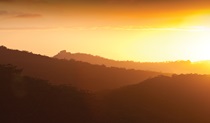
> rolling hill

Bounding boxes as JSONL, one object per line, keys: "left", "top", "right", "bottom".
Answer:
{"left": 54, "top": 50, "right": 210, "bottom": 74}
{"left": 0, "top": 46, "right": 163, "bottom": 91}
{"left": 95, "top": 74, "right": 210, "bottom": 123}
{"left": 2, "top": 50, "right": 210, "bottom": 123}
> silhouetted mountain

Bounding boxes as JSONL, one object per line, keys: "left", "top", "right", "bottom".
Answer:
{"left": 54, "top": 50, "right": 119, "bottom": 67}
{"left": 96, "top": 74, "right": 210, "bottom": 123}
{"left": 54, "top": 50, "right": 210, "bottom": 74}
{"left": 0, "top": 46, "right": 162, "bottom": 91}
{"left": 0, "top": 64, "right": 92, "bottom": 123}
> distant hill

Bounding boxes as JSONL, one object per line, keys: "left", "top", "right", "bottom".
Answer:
{"left": 54, "top": 50, "right": 122, "bottom": 67}
{"left": 54, "top": 50, "right": 210, "bottom": 74}
{"left": 96, "top": 74, "right": 210, "bottom": 123}
{"left": 0, "top": 46, "right": 162, "bottom": 91}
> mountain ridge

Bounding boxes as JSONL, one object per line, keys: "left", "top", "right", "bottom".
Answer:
{"left": 54, "top": 50, "right": 210, "bottom": 74}
{"left": 0, "top": 46, "right": 163, "bottom": 91}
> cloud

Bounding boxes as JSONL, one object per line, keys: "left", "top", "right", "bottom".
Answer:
{"left": 1, "top": 0, "right": 210, "bottom": 9}
{"left": 0, "top": 10, "right": 9, "bottom": 15}
{"left": 15, "top": 13, "right": 42, "bottom": 18}
{"left": 1, "top": 25, "right": 210, "bottom": 32}
{"left": 0, "top": 0, "right": 208, "bottom": 4}
{"left": 0, "top": 26, "right": 54, "bottom": 30}
{"left": 0, "top": 10, "right": 42, "bottom": 18}
{"left": 0, "top": 0, "right": 13, "bottom": 2}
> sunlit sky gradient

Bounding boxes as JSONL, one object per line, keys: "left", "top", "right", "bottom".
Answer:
{"left": 1, "top": 0, "right": 210, "bottom": 62}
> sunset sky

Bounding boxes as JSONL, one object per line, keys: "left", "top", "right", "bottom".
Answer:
{"left": 1, "top": 0, "right": 210, "bottom": 62}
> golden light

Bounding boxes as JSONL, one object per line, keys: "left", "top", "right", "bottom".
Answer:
{"left": 122, "top": 24, "right": 210, "bottom": 62}
{"left": 186, "top": 26, "right": 210, "bottom": 61}
{"left": 189, "top": 26, "right": 210, "bottom": 32}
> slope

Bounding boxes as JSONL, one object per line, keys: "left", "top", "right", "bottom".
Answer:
{"left": 0, "top": 46, "right": 162, "bottom": 91}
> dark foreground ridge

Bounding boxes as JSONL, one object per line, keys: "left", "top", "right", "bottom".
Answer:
{"left": 0, "top": 64, "right": 91, "bottom": 123}
{"left": 1, "top": 64, "right": 210, "bottom": 123}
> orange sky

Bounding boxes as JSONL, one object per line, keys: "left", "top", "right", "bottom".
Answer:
{"left": 1, "top": 0, "right": 210, "bottom": 62}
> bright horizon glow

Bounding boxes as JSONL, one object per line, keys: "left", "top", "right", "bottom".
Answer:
{"left": 1, "top": 25, "right": 210, "bottom": 62}
{"left": 1, "top": 1, "right": 210, "bottom": 62}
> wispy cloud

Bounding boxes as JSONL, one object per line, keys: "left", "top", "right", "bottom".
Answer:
{"left": 0, "top": 10, "right": 9, "bottom": 15}
{"left": 1, "top": 0, "right": 209, "bottom": 5}
{"left": 52, "top": 26, "right": 210, "bottom": 32}
{"left": 0, "top": 27, "right": 53, "bottom": 30}
{"left": 1, "top": 26, "right": 209, "bottom": 32}
{"left": 0, "top": 10, "right": 42, "bottom": 18}
{"left": 15, "top": 13, "right": 42, "bottom": 18}
{"left": 0, "top": 0, "right": 13, "bottom": 2}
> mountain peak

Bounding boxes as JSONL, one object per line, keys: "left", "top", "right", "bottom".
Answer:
{"left": 0, "top": 45, "right": 7, "bottom": 49}
{"left": 54, "top": 50, "right": 71, "bottom": 59}
{"left": 59, "top": 50, "right": 68, "bottom": 54}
